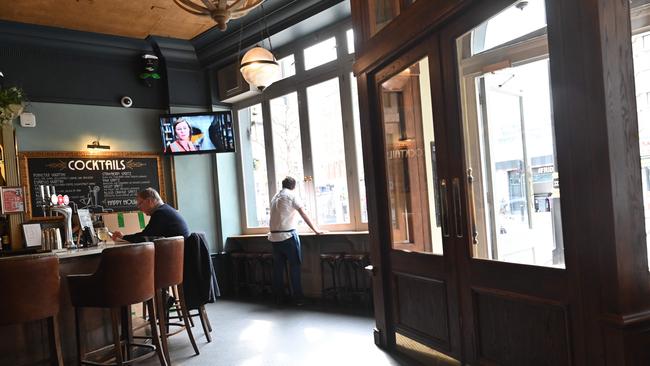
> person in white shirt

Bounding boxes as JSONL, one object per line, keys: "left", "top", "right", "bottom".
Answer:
{"left": 268, "top": 176, "right": 323, "bottom": 305}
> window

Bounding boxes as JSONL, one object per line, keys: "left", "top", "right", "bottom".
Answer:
{"left": 307, "top": 78, "right": 350, "bottom": 224}
{"left": 457, "top": 0, "right": 564, "bottom": 268}
{"left": 304, "top": 37, "right": 337, "bottom": 70}
{"left": 351, "top": 73, "right": 368, "bottom": 223}
{"left": 238, "top": 104, "right": 269, "bottom": 227}
{"left": 631, "top": 2, "right": 650, "bottom": 269}
{"left": 270, "top": 92, "right": 304, "bottom": 194}
{"left": 380, "top": 58, "right": 443, "bottom": 255}
{"left": 278, "top": 54, "right": 296, "bottom": 80}
{"left": 346, "top": 29, "right": 355, "bottom": 54}
{"left": 235, "top": 22, "right": 365, "bottom": 233}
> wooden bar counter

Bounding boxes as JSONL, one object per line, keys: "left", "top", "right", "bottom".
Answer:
{"left": 0, "top": 244, "right": 134, "bottom": 366}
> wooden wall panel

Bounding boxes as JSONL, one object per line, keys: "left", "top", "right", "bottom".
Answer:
{"left": 394, "top": 272, "right": 450, "bottom": 349}
{"left": 474, "top": 289, "right": 571, "bottom": 366}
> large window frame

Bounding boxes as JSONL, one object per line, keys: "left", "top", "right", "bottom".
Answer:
{"left": 234, "top": 19, "right": 368, "bottom": 234}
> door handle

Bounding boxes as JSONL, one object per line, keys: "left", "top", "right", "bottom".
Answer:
{"left": 440, "top": 179, "right": 450, "bottom": 237}
{"left": 467, "top": 168, "right": 478, "bottom": 245}
{"left": 452, "top": 177, "right": 463, "bottom": 238}
{"left": 364, "top": 264, "right": 376, "bottom": 276}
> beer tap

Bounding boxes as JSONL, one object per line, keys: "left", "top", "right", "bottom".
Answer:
{"left": 40, "top": 185, "right": 76, "bottom": 250}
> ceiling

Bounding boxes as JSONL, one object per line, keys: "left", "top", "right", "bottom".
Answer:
{"left": 0, "top": 0, "right": 292, "bottom": 40}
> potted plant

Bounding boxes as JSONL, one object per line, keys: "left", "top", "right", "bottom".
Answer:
{"left": 0, "top": 86, "right": 25, "bottom": 126}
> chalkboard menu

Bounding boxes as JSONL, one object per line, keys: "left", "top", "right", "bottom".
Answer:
{"left": 19, "top": 152, "right": 164, "bottom": 219}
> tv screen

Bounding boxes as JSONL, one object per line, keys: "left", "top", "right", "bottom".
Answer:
{"left": 160, "top": 111, "right": 235, "bottom": 155}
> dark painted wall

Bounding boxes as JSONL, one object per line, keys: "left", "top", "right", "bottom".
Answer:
{"left": 0, "top": 21, "right": 212, "bottom": 109}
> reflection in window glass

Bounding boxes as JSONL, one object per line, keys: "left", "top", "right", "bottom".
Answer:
{"left": 380, "top": 58, "right": 443, "bottom": 255}
{"left": 278, "top": 54, "right": 296, "bottom": 80}
{"left": 270, "top": 92, "right": 305, "bottom": 198}
{"left": 458, "top": 0, "right": 564, "bottom": 268}
{"left": 307, "top": 78, "right": 350, "bottom": 224}
{"left": 351, "top": 73, "right": 368, "bottom": 223}
{"left": 632, "top": 27, "right": 650, "bottom": 269}
{"left": 304, "top": 37, "right": 337, "bottom": 70}
{"left": 370, "top": 0, "right": 399, "bottom": 36}
{"left": 239, "top": 104, "right": 269, "bottom": 227}
{"left": 347, "top": 29, "right": 355, "bottom": 54}
{"left": 471, "top": 0, "right": 546, "bottom": 55}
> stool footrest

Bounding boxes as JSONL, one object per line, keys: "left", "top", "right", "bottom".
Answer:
{"left": 81, "top": 341, "right": 157, "bottom": 366}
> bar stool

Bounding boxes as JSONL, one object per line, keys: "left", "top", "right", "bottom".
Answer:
{"left": 230, "top": 252, "right": 248, "bottom": 296}
{"left": 68, "top": 242, "right": 167, "bottom": 366}
{"left": 319, "top": 253, "right": 344, "bottom": 302}
{"left": 0, "top": 253, "right": 62, "bottom": 365}
{"left": 260, "top": 253, "right": 274, "bottom": 295}
{"left": 342, "top": 253, "right": 372, "bottom": 306}
{"left": 151, "top": 237, "right": 199, "bottom": 365}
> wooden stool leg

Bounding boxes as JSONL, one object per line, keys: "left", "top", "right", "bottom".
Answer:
{"left": 47, "top": 316, "right": 64, "bottom": 366}
{"left": 201, "top": 305, "right": 212, "bottom": 333}
{"left": 147, "top": 299, "right": 168, "bottom": 366}
{"left": 198, "top": 305, "right": 212, "bottom": 342}
{"left": 120, "top": 306, "right": 133, "bottom": 360}
{"left": 74, "top": 307, "right": 84, "bottom": 366}
{"left": 171, "top": 286, "right": 183, "bottom": 322}
{"left": 155, "top": 289, "right": 171, "bottom": 366}
{"left": 110, "top": 308, "right": 124, "bottom": 365}
{"left": 177, "top": 285, "right": 200, "bottom": 355}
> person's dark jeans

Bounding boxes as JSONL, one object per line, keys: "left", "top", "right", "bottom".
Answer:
{"left": 271, "top": 231, "right": 303, "bottom": 300}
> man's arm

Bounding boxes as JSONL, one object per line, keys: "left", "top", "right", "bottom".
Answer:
{"left": 296, "top": 207, "right": 324, "bottom": 235}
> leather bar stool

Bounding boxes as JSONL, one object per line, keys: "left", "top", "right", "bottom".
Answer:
{"left": 0, "top": 253, "right": 62, "bottom": 365}
{"left": 150, "top": 237, "right": 199, "bottom": 365}
{"left": 319, "top": 253, "right": 344, "bottom": 302}
{"left": 68, "top": 242, "right": 167, "bottom": 366}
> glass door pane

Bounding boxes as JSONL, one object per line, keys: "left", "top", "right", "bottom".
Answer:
{"left": 380, "top": 57, "right": 443, "bottom": 254}
{"left": 238, "top": 104, "right": 269, "bottom": 227}
{"left": 631, "top": 2, "right": 650, "bottom": 268}
{"left": 270, "top": 92, "right": 305, "bottom": 200}
{"left": 351, "top": 73, "right": 368, "bottom": 223}
{"left": 369, "top": 0, "right": 400, "bottom": 36}
{"left": 457, "top": 0, "right": 564, "bottom": 268}
{"left": 307, "top": 78, "right": 350, "bottom": 225}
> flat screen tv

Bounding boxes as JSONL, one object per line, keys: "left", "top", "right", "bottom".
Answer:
{"left": 160, "top": 111, "right": 235, "bottom": 155}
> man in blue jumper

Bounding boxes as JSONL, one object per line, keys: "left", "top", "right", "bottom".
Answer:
{"left": 111, "top": 187, "right": 189, "bottom": 242}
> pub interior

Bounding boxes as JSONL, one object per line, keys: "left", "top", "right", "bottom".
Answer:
{"left": 1, "top": 0, "right": 650, "bottom": 365}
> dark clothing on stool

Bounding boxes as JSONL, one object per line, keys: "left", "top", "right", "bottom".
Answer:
{"left": 123, "top": 203, "right": 190, "bottom": 243}
{"left": 183, "top": 232, "right": 220, "bottom": 309}
{"left": 272, "top": 230, "right": 303, "bottom": 298}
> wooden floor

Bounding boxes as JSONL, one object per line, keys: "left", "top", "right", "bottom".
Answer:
{"left": 138, "top": 299, "right": 420, "bottom": 366}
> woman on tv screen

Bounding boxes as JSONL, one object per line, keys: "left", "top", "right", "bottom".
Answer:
{"left": 168, "top": 118, "right": 198, "bottom": 153}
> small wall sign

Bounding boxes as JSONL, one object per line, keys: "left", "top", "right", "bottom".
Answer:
{"left": 1, "top": 186, "right": 25, "bottom": 214}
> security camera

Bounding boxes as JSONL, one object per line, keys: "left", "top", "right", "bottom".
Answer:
{"left": 120, "top": 96, "right": 133, "bottom": 108}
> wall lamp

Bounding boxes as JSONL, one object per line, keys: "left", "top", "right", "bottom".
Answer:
{"left": 87, "top": 140, "right": 110, "bottom": 150}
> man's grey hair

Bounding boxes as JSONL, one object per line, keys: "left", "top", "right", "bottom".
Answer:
{"left": 137, "top": 187, "right": 163, "bottom": 206}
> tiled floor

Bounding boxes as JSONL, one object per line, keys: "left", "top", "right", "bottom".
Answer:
{"left": 140, "top": 299, "right": 412, "bottom": 366}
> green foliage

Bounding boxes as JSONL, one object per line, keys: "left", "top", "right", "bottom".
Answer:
{"left": 0, "top": 86, "right": 25, "bottom": 108}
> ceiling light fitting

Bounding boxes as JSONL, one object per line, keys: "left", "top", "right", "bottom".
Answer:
{"left": 239, "top": 4, "right": 280, "bottom": 91}
{"left": 172, "top": 0, "right": 264, "bottom": 31}
{"left": 87, "top": 140, "right": 110, "bottom": 150}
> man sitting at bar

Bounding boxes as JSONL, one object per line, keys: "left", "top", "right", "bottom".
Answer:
{"left": 111, "top": 187, "right": 190, "bottom": 242}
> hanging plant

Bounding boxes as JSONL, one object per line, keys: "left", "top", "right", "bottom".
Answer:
{"left": 0, "top": 86, "right": 26, "bottom": 126}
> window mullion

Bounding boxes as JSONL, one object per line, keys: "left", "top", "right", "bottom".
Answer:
{"left": 296, "top": 86, "right": 316, "bottom": 218}
{"left": 262, "top": 100, "right": 276, "bottom": 203}
{"left": 339, "top": 73, "right": 362, "bottom": 230}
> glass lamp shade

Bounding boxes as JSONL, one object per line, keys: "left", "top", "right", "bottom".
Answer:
{"left": 240, "top": 47, "right": 280, "bottom": 91}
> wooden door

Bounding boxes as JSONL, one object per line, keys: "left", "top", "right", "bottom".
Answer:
{"left": 371, "top": 37, "right": 463, "bottom": 362}
{"left": 368, "top": 1, "right": 574, "bottom": 364}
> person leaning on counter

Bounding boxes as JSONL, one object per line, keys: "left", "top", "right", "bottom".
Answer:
{"left": 111, "top": 187, "right": 190, "bottom": 243}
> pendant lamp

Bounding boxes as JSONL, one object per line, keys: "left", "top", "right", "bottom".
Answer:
{"left": 239, "top": 3, "right": 280, "bottom": 91}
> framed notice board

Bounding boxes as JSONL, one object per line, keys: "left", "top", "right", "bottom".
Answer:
{"left": 19, "top": 151, "right": 165, "bottom": 219}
